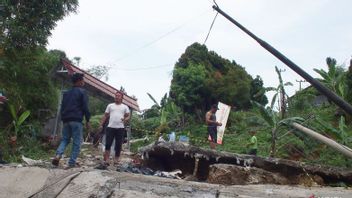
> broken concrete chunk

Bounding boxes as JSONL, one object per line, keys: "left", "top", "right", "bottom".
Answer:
{"left": 22, "top": 155, "right": 44, "bottom": 166}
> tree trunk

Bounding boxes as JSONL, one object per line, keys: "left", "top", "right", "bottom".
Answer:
{"left": 280, "top": 90, "right": 286, "bottom": 119}
{"left": 270, "top": 129, "right": 277, "bottom": 157}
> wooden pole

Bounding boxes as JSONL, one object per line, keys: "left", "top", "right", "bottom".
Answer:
{"left": 126, "top": 108, "right": 132, "bottom": 152}
{"left": 291, "top": 122, "right": 352, "bottom": 159}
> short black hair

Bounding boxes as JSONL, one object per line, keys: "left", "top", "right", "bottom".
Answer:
{"left": 71, "top": 73, "right": 84, "bottom": 83}
{"left": 211, "top": 104, "right": 219, "bottom": 110}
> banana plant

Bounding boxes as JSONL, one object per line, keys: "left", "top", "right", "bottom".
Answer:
{"left": 315, "top": 116, "right": 352, "bottom": 146}
{"left": 252, "top": 101, "right": 304, "bottom": 157}
{"left": 313, "top": 57, "right": 346, "bottom": 97}
{"left": 147, "top": 93, "right": 182, "bottom": 142}
{"left": 147, "top": 92, "right": 161, "bottom": 109}
{"left": 8, "top": 103, "right": 31, "bottom": 137}
{"left": 265, "top": 66, "right": 293, "bottom": 119}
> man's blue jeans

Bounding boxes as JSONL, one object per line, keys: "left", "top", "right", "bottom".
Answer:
{"left": 56, "top": 121, "right": 83, "bottom": 166}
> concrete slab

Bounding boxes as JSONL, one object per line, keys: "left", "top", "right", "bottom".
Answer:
{"left": 0, "top": 167, "right": 351, "bottom": 198}
{"left": 0, "top": 167, "right": 49, "bottom": 198}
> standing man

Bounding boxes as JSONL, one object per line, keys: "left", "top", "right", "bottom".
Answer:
{"left": 98, "top": 91, "right": 130, "bottom": 168}
{"left": 205, "top": 104, "right": 222, "bottom": 150}
{"left": 52, "top": 73, "right": 91, "bottom": 168}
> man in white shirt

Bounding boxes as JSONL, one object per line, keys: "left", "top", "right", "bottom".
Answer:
{"left": 98, "top": 91, "right": 130, "bottom": 167}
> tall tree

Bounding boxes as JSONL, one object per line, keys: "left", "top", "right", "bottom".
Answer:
{"left": 0, "top": 48, "right": 62, "bottom": 115}
{"left": 0, "top": 0, "right": 78, "bottom": 49}
{"left": 250, "top": 75, "right": 268, "bottom": 106}
{"left": 170, "top": 62, "right": 207, "bottom": 112}
{"left": 87, "top": 65, "right": 110, "bottom": 81}
{"left": 0, "top": 0, "right": 78, "bottom": 115}
{"left": 170, "top": 43, "right": 256, "bottom": 113}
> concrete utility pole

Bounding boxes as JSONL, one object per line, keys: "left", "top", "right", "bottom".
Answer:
{"left": 212, "top": 4, "right": 352, "bottom": 116}
{"left": 296, "top": 79, "right": 306, "bottom": 91}
{"left": 291, "top": 122, "right": 352, "bottom": 159}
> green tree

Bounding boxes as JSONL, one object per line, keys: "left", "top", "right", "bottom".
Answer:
{"left": 170, "top": 43, "right": 255, "bottom": 113}
{"left": 170, "top": 62, "right": 207, "bottom": 112}
{"left": 206, "top": 64, "right": 252, "bottom": 109}
{"left": 0, "top": 0, "right": 78, "bottom": 49}
{"left": 0, "top": 48, "right": 61, "bottom": 116}
{"left": 250, "top": 75, "right": 268, "bottom": 106}
{"left": 87, "top": 65, "right": 110, "bottom": 81}
{"left": 0, "top": 1, "right": 79, "bottom": 118}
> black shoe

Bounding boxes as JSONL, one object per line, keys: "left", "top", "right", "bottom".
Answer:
{"left": 64, "top": 163, "right": 80, "bottom": 170}
{"left": 52, "top": 157, "right": 60, "bottom": 166}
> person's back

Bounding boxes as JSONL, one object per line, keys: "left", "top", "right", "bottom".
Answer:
{"left": 61, "top": 87, "right": 89, "bottom": 123}
{"left": 52, "top": 73, "right": 91, "bottom": 169}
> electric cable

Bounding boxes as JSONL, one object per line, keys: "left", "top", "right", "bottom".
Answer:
{"left": 203, "top": 11, "right": 218, "bottom": 45}
{"left": 110, "top": 63, "right": 172, "bottom": 71}
{"left": 107, "top": 8, "right": 211, "bottom": 66}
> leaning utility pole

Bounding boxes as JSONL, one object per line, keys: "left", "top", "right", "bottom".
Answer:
{"left": 292, "top": 122, "right": 352, "bottom": 159}
{"left": 212, "top": 4, "right": 352, "bottom": 116}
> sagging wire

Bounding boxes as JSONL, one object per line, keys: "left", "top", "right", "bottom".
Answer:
{"left": 203, "top": 11, "right": 218, "bottom": 45}
{"left": 277, "top": 114, "right": 315, "bottom": 140}
{"left": 203, "top": 0, "right": 220, "bottom": 45}
{"left": 213, "top": 0, "right": 219, "bottom": 8}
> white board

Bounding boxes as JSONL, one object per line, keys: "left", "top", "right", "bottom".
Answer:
{"left": 215, "top": 102, "right": 231, "bottom": 144}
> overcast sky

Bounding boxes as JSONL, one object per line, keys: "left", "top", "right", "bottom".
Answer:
{"left": 48, "top": 0, "right": 352, "bottom": 110}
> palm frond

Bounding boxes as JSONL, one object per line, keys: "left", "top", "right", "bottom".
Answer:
{"left": 147, "top": 93, "right": 160, "bottom": 108}
{"left": 270, "top": 93, "right": 278, "bottom": 109}
{"left": 265, "top": 87, "right": 277, "bottom": 92}
{"left": 284, "top": 82, "right": 293, "bottom": 86}
{"left": 251, "top": 101, "right": 275, "bottom": 126}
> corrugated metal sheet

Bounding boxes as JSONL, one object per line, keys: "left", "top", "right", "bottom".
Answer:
{"left": 60, "top": 59, "right": 140, "bottom": 112}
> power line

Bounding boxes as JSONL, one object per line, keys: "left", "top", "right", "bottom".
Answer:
{"left": 203, "top": 11, "right": 218, "bottom": 44}
{"left": 107, "top": 8, "right": 211, "bottom": 66}
{"left": 110, "top": 63, "right": 172, "bottom": 71}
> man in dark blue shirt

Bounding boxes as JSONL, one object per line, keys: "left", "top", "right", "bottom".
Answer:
{"left": 52, "top": 73, "right": 91, "bottom": 168}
